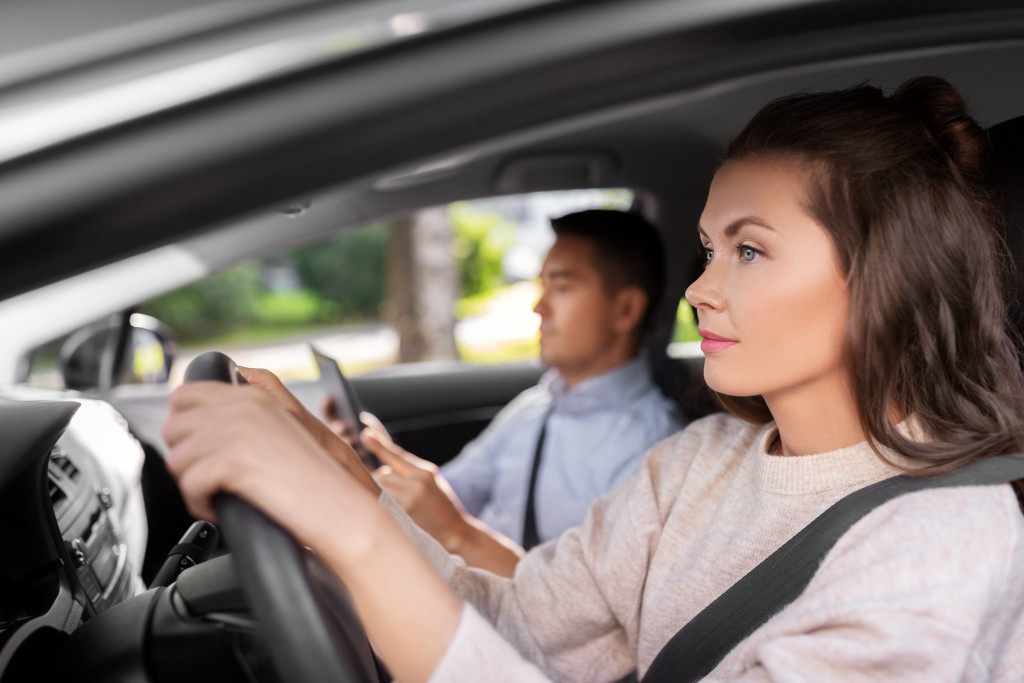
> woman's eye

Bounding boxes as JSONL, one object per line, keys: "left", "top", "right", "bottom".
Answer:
{"left": 700, "top": 246, "right": 713, "bottom": 267}
{"left": 738, "top": 245, "right": 762, "bottom": 263}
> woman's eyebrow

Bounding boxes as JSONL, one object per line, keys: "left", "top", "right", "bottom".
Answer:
{"left": 698, "top": 216, "right": 777, "bottom": 238}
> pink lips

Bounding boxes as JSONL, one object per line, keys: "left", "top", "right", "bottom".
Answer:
{"left": 699, "top": 328, "right": 738, "bottom": 353}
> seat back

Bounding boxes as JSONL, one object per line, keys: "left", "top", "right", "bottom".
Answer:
{"left": 989, "top": 115, "right": 1024, "bottom": 345}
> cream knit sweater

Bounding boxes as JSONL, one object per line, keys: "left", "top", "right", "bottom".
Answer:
{"left": 383, "top": 412, "right": 1024, "bottom": 682}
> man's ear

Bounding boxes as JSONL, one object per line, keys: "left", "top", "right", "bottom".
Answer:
{"left": 612, "top": 285, "right": 648, "bottom": 336}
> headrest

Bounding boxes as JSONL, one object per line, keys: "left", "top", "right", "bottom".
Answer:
{"left": 988, "top": 116, "right": 1024, "bottom": 340}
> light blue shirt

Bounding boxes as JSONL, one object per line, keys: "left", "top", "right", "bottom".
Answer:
{"left": 441, "top": 353, "right": 684, "bottom": 545}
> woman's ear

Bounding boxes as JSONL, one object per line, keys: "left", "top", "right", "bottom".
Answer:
{"left": 612, "top": 285, "right": 648, "bottom": 336}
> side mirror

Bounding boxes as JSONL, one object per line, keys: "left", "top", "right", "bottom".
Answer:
{"left": 60, "top": 313, "right": 177, "bottom": 391}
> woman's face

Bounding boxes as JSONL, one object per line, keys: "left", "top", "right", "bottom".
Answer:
{"left": 685, "top": 158, "right": 852, "bottom": 407}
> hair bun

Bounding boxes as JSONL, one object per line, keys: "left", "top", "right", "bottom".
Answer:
{"left": 893, "top": 76, "right": 988, "bottom": 178}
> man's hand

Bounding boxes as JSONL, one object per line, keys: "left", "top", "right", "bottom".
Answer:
{"left": 321, "top": 394, "right": 378, "bottom": 470}
{"left": 321, "top": 394, "right": 357, "bottom": 445}
{"left": 361, "top": 412, "right": 525, "bottom": 577}
{"left": 360, "top": 412, "right": 468, "bottom": 547}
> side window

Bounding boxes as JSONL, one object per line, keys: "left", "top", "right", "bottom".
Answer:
{"left": 668, "top": 298, "right": 701, "bottom": 359}
{"left": 24, "top": 334, "right": 70, "bottom": 390}
{"left": 124, "top": 189, "right": 634, "bottom": 384}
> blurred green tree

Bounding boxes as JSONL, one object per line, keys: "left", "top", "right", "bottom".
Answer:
{"left": 290, "top": 223, "right": 388, "bottom": 320}
{"left": 137, "top": 208, "right": 520, "bottom": 346}
{"left": 448, "top": 202, "right": 516, "bottom": 298}
{"left": 138, "top": 262, "right": 262, "bottom": 339}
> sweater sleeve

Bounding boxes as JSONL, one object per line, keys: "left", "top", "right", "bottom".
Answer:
{"left": 707, "top": 484, "right": 1024, "bottom": 682}
{"left": 428, "top": 605, "right": 553, "bottom": 683}
{"left": 382, "top": 431, "right": 692, "bottom": 682}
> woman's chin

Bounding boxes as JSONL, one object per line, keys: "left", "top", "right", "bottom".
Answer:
{"left": 703, "top": 369, "right": 760, "bottom": 399}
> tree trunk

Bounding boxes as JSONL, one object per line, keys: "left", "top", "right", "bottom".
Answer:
{"left": 388, "top": 207, "right": 459, "bottom": 362}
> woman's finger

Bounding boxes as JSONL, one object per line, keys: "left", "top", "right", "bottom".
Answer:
{"left": 236, "top": 365, "right": 285, "bottom": 393}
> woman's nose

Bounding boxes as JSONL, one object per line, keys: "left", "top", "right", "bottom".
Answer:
{"left": 685, "top": 267, "right": 723, "bottom": 312}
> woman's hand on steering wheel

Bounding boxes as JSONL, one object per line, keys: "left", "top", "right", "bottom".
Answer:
{"left": 164, "top": 379, "right": 379, "bottom": 560}
{"left": 236, "top": 366, "right": 381, "bottom": 496}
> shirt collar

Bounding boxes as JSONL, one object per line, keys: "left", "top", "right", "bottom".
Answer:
{"left": 540, "top": 350, "right": 655, "bottom": 415}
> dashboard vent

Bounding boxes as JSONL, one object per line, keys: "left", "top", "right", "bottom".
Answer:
{"left": 48, "top": 446, "right": 79, "bottom": 516}
{"left": 48, "top": 480, "right": 67, "bottom": 510}
{"left": 50, "top": 448, "right": 79, "bottom": 481}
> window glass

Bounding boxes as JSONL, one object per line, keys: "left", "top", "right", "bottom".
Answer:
{"left": 116, "top": 189, "right": 634, "bottom": 384}
{"left": 25, "top": 333, "right": 70, "bottom": 390}
{"left": 667, "top": 298, "right": 702, "bottom": 359}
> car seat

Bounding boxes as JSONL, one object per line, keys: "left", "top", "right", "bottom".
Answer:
{"left": 990, "top": 114, "right": 1024, "bottom": 349}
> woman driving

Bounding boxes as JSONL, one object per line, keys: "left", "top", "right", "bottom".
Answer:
{"left": 163, "top": 76, "right": 1024, "bottom": 682}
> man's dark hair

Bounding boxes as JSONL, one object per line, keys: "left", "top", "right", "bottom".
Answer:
{"left": 550, "top": 209, "right": 666, "bottom": 336}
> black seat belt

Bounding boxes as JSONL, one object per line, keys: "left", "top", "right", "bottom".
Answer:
{"left": 522, "top": 412, "right": 552, "bottom": 550}
{"left": 637, "top": 453, "right": 1024, "bottom": 683}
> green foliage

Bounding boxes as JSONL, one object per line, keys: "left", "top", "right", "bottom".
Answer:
{"left": 138, "top": 226, "right": 389, "bottom": 344}
{"left": 673, "top": 299, "right": 701, "bottom": 343}
{"left": 289, "top": 224, "right": 388, "bottom": 320}
{"left": 455, "top": 287, "right": 501, "bottom": 319}
{"left": 252, "top": 289, "right": 335, "bottom": 326}
{"left": 137, "top": 208, "right": 525, "bottom": 345}
{"left": 449, "top": 202, "right": 516, "bottom": 298}
{"left": 594, "top": 188, "right": 635, "bottom": 210}
{"left": 138, "top": 263, "right": 263, "bottom": 340}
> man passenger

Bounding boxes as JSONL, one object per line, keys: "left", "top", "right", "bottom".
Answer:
{"left": 339, "top": 209, "right": 684, "bottom": 576}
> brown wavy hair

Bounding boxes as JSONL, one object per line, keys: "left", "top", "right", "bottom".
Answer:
{"left": 714, "top": 76, "right": 1024, "bottom": 474}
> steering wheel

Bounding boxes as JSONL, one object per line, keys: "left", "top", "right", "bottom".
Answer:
{"left": 183, "top": 351, "right": 380, "bottom": 683}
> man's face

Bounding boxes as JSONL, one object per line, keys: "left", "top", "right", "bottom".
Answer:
{"left": 533, "top": 235, "right": 625, "bottom": 385}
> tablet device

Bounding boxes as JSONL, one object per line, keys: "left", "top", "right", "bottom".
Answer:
{"left": 310, "top": 344, "right": 376, "bottom": 468}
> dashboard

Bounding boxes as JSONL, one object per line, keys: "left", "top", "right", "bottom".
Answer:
{"left": 0, "top": 398, "right": 147, "bottom": 681}
{"left": 48, "top": 436, "right": 136, "bottom": 615}
{"left": 0, "top": 395, "right": 285, "bottom": 683}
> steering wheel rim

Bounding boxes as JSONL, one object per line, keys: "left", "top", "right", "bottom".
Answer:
{"left": 185, "top": 351, "right": 378, "bottom": 683}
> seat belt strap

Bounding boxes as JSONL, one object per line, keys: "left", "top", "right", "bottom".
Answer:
{"left": 640, "top": 452, "right": 1024, "bottom": 683}
{"left": 522, "top": 411, "right": 551, "bottom": 549}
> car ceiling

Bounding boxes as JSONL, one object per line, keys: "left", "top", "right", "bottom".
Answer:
{"left": 0, "top": 0, "right": 319, "bottom": 61}
{"left": 1, "top": 0, "right": 1024, "bottom": 314}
